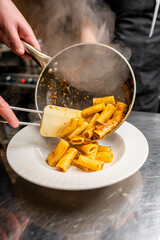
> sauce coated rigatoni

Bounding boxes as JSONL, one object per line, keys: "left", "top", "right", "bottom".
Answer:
{"left": 46, "top": 95, "right": 127, "bottom": 172}
{"left": 47, "top": 139, "right": 69, "bottom": 167}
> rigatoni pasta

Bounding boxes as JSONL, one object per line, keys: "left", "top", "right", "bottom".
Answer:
{"left": 98, "top": 145, "right": 111, "bottom": 152}
{"left": 56, "top": 147, "right": 78, "bottom": 172}
{"left": 76, "top": 143, "right": 98, "bottom": 155}
{"left": 82, "top": 113, "right": 99, "bottom": 139}
{"left": 96, "top": 143, "right": 113, "bottom": 163}
{"left": 72, "top": 159, "right": 92, "bottom": 172}
{"left": 60, "top": 117, "right": 80, "bottom": 138}
{"left": 47, "top": 139, "right": 69, "bottom": 167}
{"left": 93, "top": 96, "right": 116, "bottom": 106}
{"left": 93, "top": 119, "right": 118, "bottom": 139}
{"left": 112, "top": 102, "right": 127, "bottom": 123}
{"left": 82, "top": 102, "right": 105, "bottom": 117}
{"left": 46, "top": 95, "right": 128, "bottom": 173}
{"left": 68, "top": 120, "right": 89, "bottom": 139}
{"left": 96, "top": 103, "right": 116, "bottom": 124}
{"left": 96, "top": 151, "right": 113, "bottom": 163}
{"left": 69, "top": 135, "right": 91, "bottom": 145}
{"left": 88, "top": 113, "right": 99, "bottom": 127}
{"left": 76, "top": 154, "right": 104, "bottom": 171}
{"left": 82, "top": 127, "right": 95, "bottom": 139}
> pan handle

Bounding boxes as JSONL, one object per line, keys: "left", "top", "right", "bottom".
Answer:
{"left": 22, "top": 40, "right": 51, "bottom": 68}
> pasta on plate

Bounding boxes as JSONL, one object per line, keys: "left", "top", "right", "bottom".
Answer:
{"left": 46, "top": 96, "right": 127, "bottom": 172}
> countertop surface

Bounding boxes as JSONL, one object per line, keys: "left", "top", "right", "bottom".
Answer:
{"left": 0, "top": 110, "right": 160, "bottom": 240}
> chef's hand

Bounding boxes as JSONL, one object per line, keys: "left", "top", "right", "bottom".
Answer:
{"left": 0, "top": 0, "right": 40, "bottom": 57}
{"left": 0, "top": 96, "right": 19, "bottom": 128}
{"left": 0, "top": 208, "right": 29, "bottom": 240}
{"left": 81, "top": 17, "right": 98, "bottom": 43}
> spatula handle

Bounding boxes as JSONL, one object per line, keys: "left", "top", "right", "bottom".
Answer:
{"left": 0, "top": 120, "right": 40, "bottom": 126}
{"left": 10, "top": 106, "right": 43, "bottom": 114}
{"left": 0, "top": 106, "right": 42, "bottom": 126}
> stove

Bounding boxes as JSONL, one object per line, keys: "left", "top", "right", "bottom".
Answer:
{"left": 0, "top": 73, "right": 38, "bottom": 88}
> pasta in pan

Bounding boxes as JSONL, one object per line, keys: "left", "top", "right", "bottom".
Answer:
{"left": 60, "top": 117, "right": 80, "bottom": 138}
{"left": 69, "top": 135, "right": 91, "bottom": 145}
{"left": 93, "top": 96, "right": 116, "bottom": 106}
{"left": 46, "top": 95, "right": 127, "bottom": 172}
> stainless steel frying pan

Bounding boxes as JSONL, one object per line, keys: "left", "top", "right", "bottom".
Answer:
{"left": 22, "top": 41, "right": 136, "bottom": 136}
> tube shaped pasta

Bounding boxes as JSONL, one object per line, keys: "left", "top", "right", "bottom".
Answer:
{"left": 86, "top": 151, "right": 97, "bottom": 158}
{"left": 77, "top": 143, "right": 98, "bottom": 155}
{"left": 70, "top": 135, "right": 91, "bottom": 145}
{"left": 96, "top": 151, "right": 113, "bottom": 163}
{"left": 72, "top": 159, "right": 92, "bottom": 172}
{"left": 112, "top": 102, "right": 127, "bottom": 123}
{"left": 82, "top": 113, "right": 99, "bottom": 138}
{"left": 82, "top": 127, "right": 95, "bottom": 139}
{"left": 89, "top": 113, "right": 99, "bottom": 127}
{"left": 98, "top": 145, "right": 111, "bottom": 152}
{"left": 82, "top": 103, "right": 105, "bottom": 117}
{"left": 68, "top": 120, "right": 89, "bottom": 139}
{"left": 60, "top": 117, "right": 80, "bottom": 138}
{"left": 56, "top": 147, "right": 78, "bottom": 172}
{"left": 77, "top": 155, "right": 104, "bottom": 171}
{"left": 93, "top": 96, "right": 116, "bottom": 106}
{"left": 96, "top": 104, "right": 116, "bottom": 124}
{"left": 93, "top": 119, "right": 118, "bottom": 139}
{"left": 46, "top": 153, "right": 54, "bottom": 165}
{"left": 47, "top": 139, "right": 69, "bottom": 167}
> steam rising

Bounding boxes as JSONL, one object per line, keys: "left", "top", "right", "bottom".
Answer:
{"left": 13, "top": 0, "right": 131, "bottom": 59}
{"left": 13, "top": 0, "right": 133, "bottom": 110}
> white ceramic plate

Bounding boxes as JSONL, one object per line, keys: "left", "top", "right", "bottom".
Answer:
{"left": 7, "top": 122, "right": 149, "bottom": 190}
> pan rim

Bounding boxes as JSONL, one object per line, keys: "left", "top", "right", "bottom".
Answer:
{"left": 34, "top": 42, "right": 136, "bottom": 132}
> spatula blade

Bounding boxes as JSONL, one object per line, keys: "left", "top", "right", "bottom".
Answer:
{"left": 40, "top": 105, "right": 82, "bottom": 137}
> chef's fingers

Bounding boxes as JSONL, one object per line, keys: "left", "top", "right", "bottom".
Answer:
{"left": 0, "top": 208, "right": 20, "bottom": 240}
{"left": 0, "top": 26, "right": 25, "bottom": 55}
{"left": 7, "top": 24, "right": 40, "bottom": 57}
{"left": 6, "top": 212, "right": 29, "bottom": 240}
{"left": 18, "top": 24, "right": 41, "bottom": 58}
{"left": 0, "top": 96, "right": 19, "bottom": 128}
{"left": 0, "top": 209, "right": 29, "bottom": 240}
{"left": 0, "top": 29, "right": 12, "bottom": 49}
{"left": 4, "top": 212, "right": 20, "bottom": 240}
{"left": 0, "top": 30, "right": 32, "bottom": 59}
{"left": 0, "top": 230, "right": 8, "bottom": 240}
{"left": 14, "top": 212, "right": 29, "bottom": 237}
{"left": 5, "top": 26, "right": 27, "bottom": 56}
{"left": 18, "top": 23, "right": 41, "bottom": 51}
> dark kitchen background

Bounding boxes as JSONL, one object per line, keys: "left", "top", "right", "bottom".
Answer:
{"left": 0, "top": 0, "right": 83, "bottom": 149}
{"left": 0, "top": 0, "right": 116, "bottom": 148}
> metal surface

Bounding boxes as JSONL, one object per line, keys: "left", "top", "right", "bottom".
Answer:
{"left": 23, "top": 41, "right": 136, "bottom": 139}
{"left": 0, "top": 120, "right": 40, "bottom": 126}
{"left": 22, "top": 40, "right": 51, "bottom": 68}
{"left": 0, "top": 110, "right": 160, "bottom": 240}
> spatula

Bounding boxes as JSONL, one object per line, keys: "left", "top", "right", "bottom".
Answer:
{"left": 0, "top": 105, "right": 82, "bottom": 138}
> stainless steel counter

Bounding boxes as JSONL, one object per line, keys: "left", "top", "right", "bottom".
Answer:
{"left": 0, "top": 111, "right": 160, "bottom": 240}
